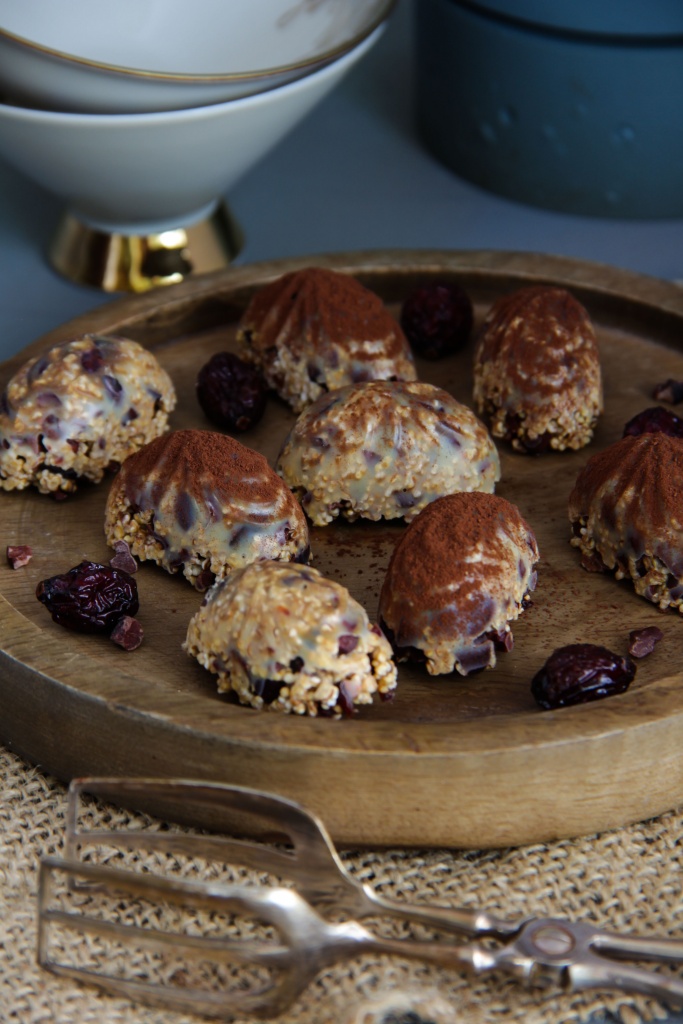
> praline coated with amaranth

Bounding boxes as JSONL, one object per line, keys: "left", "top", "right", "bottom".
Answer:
{"left": 276, "top": 380, "right": 500, "bottom": 526}
{"left": 0, "top": 334, "right": 175, "bottom": 495}
{"left": 473, "top": 286, "right": 602, "bottom": 452}
{"left": 104, "top": 428, "right": 309, "bottom": 589}
{"left": 237, "top": 267, "right": 417, "bottom": 412}
{"left": 568, "top": 431, "right": 683, "bottom": 611}
{"left": 379, "top": 492, "right": 539, "bottom": 676}
{"left": 184, "top": 561, "right": 397, "bottom": 716}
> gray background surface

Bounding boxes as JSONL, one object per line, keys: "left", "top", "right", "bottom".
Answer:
{"left": 0, "top": 0, "right": 682, "bottom": 360}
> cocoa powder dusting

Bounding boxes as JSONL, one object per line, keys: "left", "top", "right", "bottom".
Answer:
{"left": 385, "top": 493, "right": 535, "bottom": 607}
{"left": 240, "top": 267, "right": 409, "bottom": 362}
{"left": 475, "top": 286, "right": 598, "bottom": 396}
{"left": 120, "top": 429, "right": 287, "bottom": 507}
{"left": 569, "top": 433, "right": 683, "bottom": 536}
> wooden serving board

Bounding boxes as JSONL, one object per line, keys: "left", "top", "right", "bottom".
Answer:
{"left": 3, "top": 249, "right": 683, "bottom": 849}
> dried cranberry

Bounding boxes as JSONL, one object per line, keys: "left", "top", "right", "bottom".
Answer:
{"left": 623, "top": 406, "right": 683, "bottom": 438}
{"left": 531, "top": 643, "right": 635, "bottom": 710}
{"left": 400, "top": 282, "right": 473, "bottom": 360}
{"left": 36, "top": 560, "right": 138, "bottom": 634}
{"left": 196, "top": 352, "right": 267, "bottom": 432}
{"left": 652, "top": 379, "right": 683, "bottom": 404}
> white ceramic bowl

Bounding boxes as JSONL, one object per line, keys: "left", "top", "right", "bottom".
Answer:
{"left": 0, "top": 25, "right": 383, "bottom": 233}
{"left": 0, "top": 0, "right": 394, "bottom": 113}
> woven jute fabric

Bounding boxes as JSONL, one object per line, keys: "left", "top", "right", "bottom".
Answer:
{"left": 1, "top": 742, "right": 682, "bottom": 1024}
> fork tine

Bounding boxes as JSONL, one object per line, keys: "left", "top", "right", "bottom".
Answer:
{"left": 38, "top": 856, "right": 303, "bottom": 1020}
{"left": 38, "top": 857, "right": 293, "bottom": 966}
{"left": 42, "top": 961, "right": 285, "bottom": 1021}
{"left": 67, "top": 777, "right": 365, "bottom": 909}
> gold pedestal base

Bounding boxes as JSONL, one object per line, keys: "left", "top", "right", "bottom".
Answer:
{"left": 48, "top": 202, "right": 243, "bottom": 293}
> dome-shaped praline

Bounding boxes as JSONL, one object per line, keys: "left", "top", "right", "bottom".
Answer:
{"left": 0, "top": 334, "right": 175, "bottom": 495}
{"left": 276, "top": 380, "right": 500, "bottom": 525}
{"left": 105, "top": 428, "right": 309, "bottom": 589}
{"left": 237, "top": 267, "right": 417, "bottom": 412}
{"left": 569, "top": 431, "right": 683, "bottom": 609}
{"left": 473, "top": 286, "right": 602, "bottom": 453}
{"left": 379, "top": 491, "right": 539, "bottom": 676}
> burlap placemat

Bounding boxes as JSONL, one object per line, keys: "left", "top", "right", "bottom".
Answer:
{"left": 2, "top": 741, "right": 681, "bottom": 1024}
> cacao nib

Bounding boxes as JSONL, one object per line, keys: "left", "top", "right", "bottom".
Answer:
{"left": 109, "top": 540, "right": 138, "bottom": 574}
{"left": 7, "top": 544, "right": 32, "bottom": 568}
{"left": 338, "top": 634, "right": 358, "bottom": 655}
{"left": 35, "top": 391, "right": 62, "bottom": 408}
{"left": 623, "top": 406, "right": 683, "bottom": 438}
{"left": 400, "top": 281, "right": 473, "bottom": 360}
{"left": 293, "top": 545, "right": 311, "bottom": 565}
{"left": 80, "top": 348, "right": 104, "bottom": 373}
{"left": 196, "top": 351, "right": 267, "bottom": 433}
{"left": 531, "top": 643, "right": 636, "bottom": 709}
{"left": 36, "top": 560, "right": 139, "bottom": 634}
{"left": 103, "top": 375, "right": 123, "bottom": 401}
{"left": 175, "top": 492, "right": 195, "bottom": 532}
{"left": 195, "top": 568, "right": 216, "bottom": 592}
{"left": 628, "top": 626, "right": 664, "bottom": 659}
{"left": 337, "top": 682, "right": 357, "bottom": 716}
{"left": 652, "top": 379, "right": 683, "bottom": 405}
{"left": 250, "top": 676, "right": 283, "bottom": 704}
{"left": 395, "top": 490, "right": 416, "bottom": 509}
{"left": 489, "top": 628, "right": 513, "bottom": 652}
{"left": 110, "top": 615, "right": 144, "bottom": 651}
{"left": 27, "top": 356, "right": 49, "bottom": 383}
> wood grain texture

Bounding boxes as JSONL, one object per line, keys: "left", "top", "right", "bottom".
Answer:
{"left": 3, "top": 250, "right": 683, "bottom": 849}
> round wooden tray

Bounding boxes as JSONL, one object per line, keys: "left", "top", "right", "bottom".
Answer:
{"left": 3, "top": 250, "right": 683, "bottom": 849}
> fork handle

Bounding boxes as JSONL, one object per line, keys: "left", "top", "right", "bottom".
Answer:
{"left": 569, "top": 959, "right": 683, "bottom": 1007}
{"left": 370, "top": 890, "right": 522, "bottom": 939}
{"left": 594, "top": 929, "right": 683, "bottom": 963}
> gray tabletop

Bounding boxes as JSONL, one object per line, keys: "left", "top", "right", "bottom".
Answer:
{"left": 1, "top": 0, "right": 682, "bottom": 363}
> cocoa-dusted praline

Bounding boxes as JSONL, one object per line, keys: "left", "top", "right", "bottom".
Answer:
{"left": 378, "top": 492, "right": 539, "bottom": 676}
{"left": 237, "top": 267, "right": 417, "bottom": 412}
{"left": 473, "top": 286, "right": 602, "bottom": 453}
{"left": 105, "top": 429, "right": 309, "bottom": 589}
{"left": 569, "top": 431, "right": 683, "bottom": 611}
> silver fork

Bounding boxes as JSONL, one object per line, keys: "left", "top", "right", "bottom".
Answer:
{"left": 36, "top": 776, "right": 683, "bottom": 1019}
{"left": 62, "top": 776, "right": 517, "bottom": 937}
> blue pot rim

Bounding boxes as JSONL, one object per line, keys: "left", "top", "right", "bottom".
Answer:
{"left": 447, "top": 0, "right": 683, "bottom": 42}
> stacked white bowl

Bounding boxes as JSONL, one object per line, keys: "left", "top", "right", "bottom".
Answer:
{"left": 0, "top": 0, "right": 394, "bottom": 290}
